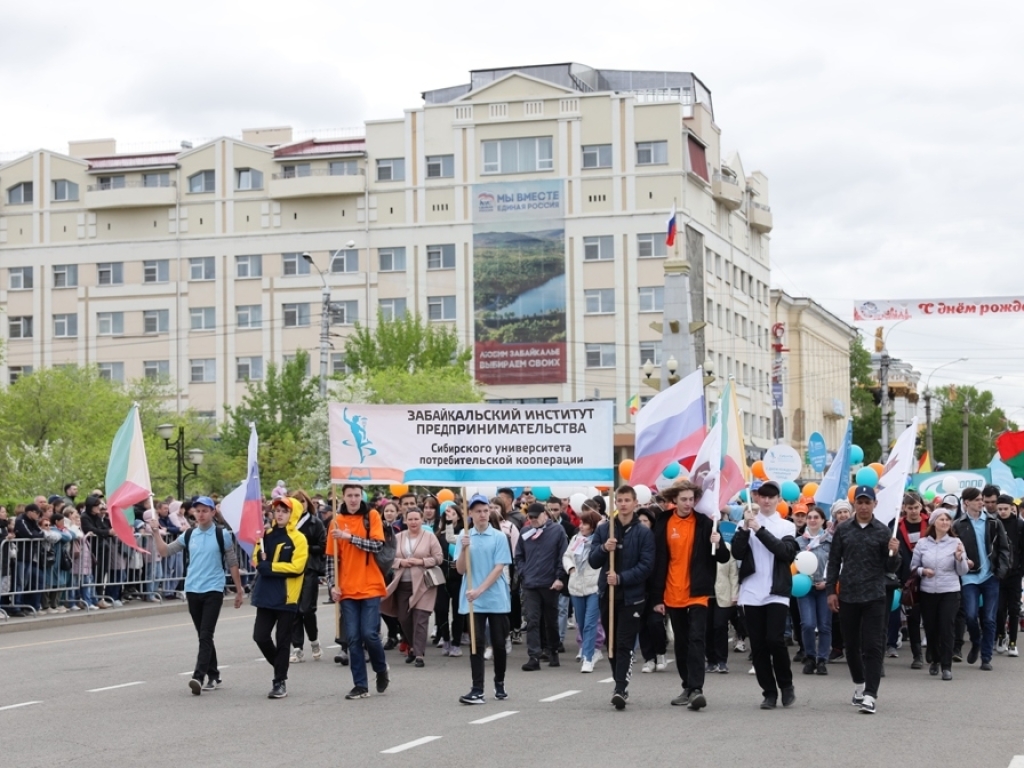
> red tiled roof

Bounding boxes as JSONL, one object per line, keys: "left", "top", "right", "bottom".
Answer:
{"left": 274, "top": 139, "right": 366, "bottom": 158}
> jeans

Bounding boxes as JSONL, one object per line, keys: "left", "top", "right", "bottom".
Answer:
{"left": 920, "top": 591, "right": 960, "bottom": 669}
{"left": 667, "top": 605, "right": 708, "bottom": 692}
{"left": 557, "top": 593, "right": 570, "bottom": 641}
{"left": 523, "top": 587, "right": 560, "bottom": 659}
{"left": 600, "top": 593, "right": 645, "bottom": 694}
{"left": 340, "top": 597, "right": 387, "bottom": 689}
{"left": 962, "top": 576, "right": 1000, "bottom": 662}
{"left": 797, "top": 589, "right": 833, "bottom": 661}
{"left": 254, "top": 607, "right": 297, "bottom": 683}
{"left": 571, "top": 593, "right": 600, "bottom": 662}
{"left": 16, "top": 560, "right": 43, "bottom": 611}
{"left": 838, "top": 598, "right": 887, "bottom": 698}
{"left": 742, "top": 603, "right": 792, "bottom": 700}
{"left": 187, "top": 591, "right": 224, "bottom": 682}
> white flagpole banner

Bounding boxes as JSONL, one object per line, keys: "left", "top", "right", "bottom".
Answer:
{"left": 853, "top": 297, "right": 1024, "bottom": 322}
{"left": 874, "top": 417, "right": 920, "bottom": 527}
{"left": 328, "top": 402, "right": 614, "bottom": 486}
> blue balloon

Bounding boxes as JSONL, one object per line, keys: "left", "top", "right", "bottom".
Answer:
{"left": 738, "top": 489, "right": 749, "bottom": 503}
{"left": 891, "top": 589, "right": 902, "bottom": 612}
{"left": 533, "top": 486, "right": 551, "bottom": 502}
{"left": 440, "top": 500, "right": 455, "bottom": 514}
{"left": 662, "top": 462, "right": 681, "bottom": 479}
{"left": 791, "top": 573, "right": 812, "bottom": 598}
{"left": 855, "top": 467, "right": 879, "bottom": 487}
{"left": 780, "top": 481, "right": 801, "bottom": 502}
{"left": 850, "top": 444, "right": 865, "bottom": 465}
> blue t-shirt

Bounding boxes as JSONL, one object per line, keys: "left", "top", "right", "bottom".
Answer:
{"left": 962, "top": 514, "right": 992, "bottom": 585}
{"left": 176, "top": 526, "right": 234, "bottom": 594}
{"left": 454, "top": 525, "right": 512, "bottom": 615}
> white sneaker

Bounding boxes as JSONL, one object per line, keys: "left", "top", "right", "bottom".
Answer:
{"left": 581, "top": 659, "right": 595, "bottom": 673}
{"left": 1009, "top": 643, "right": 1019, "bottom": 657}
{"left": 734, "top": 640, "right": 746, "bottom": 653}
{"left": 290, "top": 648, "right": 304, "bottom": 663}
{"left": 996, "top": 638, "right": 1008, "bottom": 655}
{"left": 642, "top": 660, "right": 656, "bottom": 673}
{"left": 567, "top": 617, "right": 576, "bottom": 629}
{"left": 86, "top": 604, "right": 99, "bottom": 611}
{"left": 505, "top": 637, "right": 512, "bottom": 654}
{"left": 575, "top": 651, "right": 582, "bottom": 661}
{"left": 484, "top": 646, "right": 493, "bottom": 661}
{"left": 748, "top": 665, "right": 756, "bottom": 675}
{"left": 655, "top": 653, "right": 667, "bottom": 671}
{"left": 311, "top": 641, "right": 322, "bottom": 660}
{"left": 113, "top": 600, "right": 124, "bottom": 607}
{"left": 56, "top": 606, "right": 68, "bottom": 614}
{"left": 437, "top": 638, "right": 447, "bottom": 648}
{"left": 69, "top": 605, "right": 81, "bottom": 611}
{"left": 593, "top": 650, "right": 603, "bottom": 663}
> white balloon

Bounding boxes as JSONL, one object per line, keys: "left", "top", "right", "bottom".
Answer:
{"left": 795, "top": 551, "right": 817, "bottom": 576}
{"left": 655, "top": 474, "right": 676, "bottom": 492}
{"left": 635, "top": 485, "right": 653, "bottom": 505}
{"left": 587, "top": 487, "right": 601, "bottom": 499}
{"left": 570, "top": 492, "right": 589, "bottom": 511}
{"left": 551, "top": 485, "right": 574, "bottom": 499}
{"left": 940, "top": 475, "right": 960, "bottom": 495}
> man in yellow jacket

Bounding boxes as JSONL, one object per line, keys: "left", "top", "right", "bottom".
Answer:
{"left": 252, "top": 497, "right": 309, "bottom": 699}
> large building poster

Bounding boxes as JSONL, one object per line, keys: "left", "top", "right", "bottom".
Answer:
{"left": 473, "top": 180, "right": 566, "bottom": 385}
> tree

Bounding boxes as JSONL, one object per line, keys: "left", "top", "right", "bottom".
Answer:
{"left": 930, "top": 385, "right": 1007, "bottom": 469}
{"left": 343, "top": 311, "right": 472, "bottom": 373}
{"left": 849, "top": 334, "right": 882, "bottom": 463}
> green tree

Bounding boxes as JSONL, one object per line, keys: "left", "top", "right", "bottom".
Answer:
{"left": 930, "top": 385, "right": 1007, "bottom": 469}
{"left": 850, "top": 334, "right": 882, "bottom": 463}
{"left": 343, "top": 311, "right": 472, "bottom": 373}
{"left": 366, "top": 367, "right": 483, "bottom": 405}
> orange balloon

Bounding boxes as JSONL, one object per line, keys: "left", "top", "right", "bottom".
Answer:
{"left": 437, "top": 489, "right": 455, "bottom": 503}
{"left": 752, "top": 461, "right": 768, "bottom": 480}
{"left": 619, "top": 459, "right": 634, "bottom": 481}
{"left": 848, "top": 486, "right": 857, "bottom": 502}
{"left": 596, "top": 486, "right": 610, "bottom": 493}
{"left": 803, "top": 482, "right": 819, "bottom": 497}
{"left": 389, "top": 483, "right": 409, "bottom": 496}
{"left": 869, "top": 462, "right": 885, "bottom": 478}
{"left": 790, "top": 562, "right": 799, "bottom": 575}
{"left": 776, "top": 501, "right": 789, "bottom": 518}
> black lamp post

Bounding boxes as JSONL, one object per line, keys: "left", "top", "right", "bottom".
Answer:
{"left": 156, "top": 423, "right": 204, "bottom": 500}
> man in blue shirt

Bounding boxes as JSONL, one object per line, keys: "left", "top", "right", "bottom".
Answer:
{"left": 455, "top": 494, "right": 513, "bottom": 704}
{"left": 154, "top": 496, "right": 244, "bottom": 695}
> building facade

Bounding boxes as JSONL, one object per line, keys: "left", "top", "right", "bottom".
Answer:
{"left": 0, "top": 63, "right": 775, "bottom": 446}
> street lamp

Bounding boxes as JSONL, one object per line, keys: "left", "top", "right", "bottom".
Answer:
{"left": 303, "top": 240, "right": 356, "bottom": 399}
{"left": 666, "top": 355, "right": 679, "bottom": 386}
{"left": 923, "top": 357, "right": 968, "bottom": 464}
{"left": 702, "top": 357, "right": 715, "bottom": 389}
{"left": 156, "top": 424, "right": 204, "bottom": 500}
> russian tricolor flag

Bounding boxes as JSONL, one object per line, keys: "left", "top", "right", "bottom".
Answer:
{"left": 104, "top": 405, "right": 153, "bottom": 551}
{"left": 666, "top": 204, "right": 677, "bottom": 248}
{"left": 219, "top": 423, "right": 265, "bottom": 555}
{"left": 632, "top": 369, "right": 706, "bottom": 486}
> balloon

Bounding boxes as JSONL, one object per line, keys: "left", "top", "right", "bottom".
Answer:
{"left": 570, "top": 492, "right": 589, "bottom": 511}
{"left": 795, "top": 551, "right": 818, "bottom": 576}
{"left": 848, "top": 486, "right": 857, "bottom": 502}
{"left": 791, "top": 574, "right": 812, "bottom": 598}
{"left": 850, "top": 445, "right": 864, "bottom": 465}
{"left": 437, "top": 489, "right": 455, "bottom": 503}
{"left": 855, "top": 467, "right": 879, "bottom": 487}
{"left": 890, "top": 589, "right": 902, "bottom": 612}
{"left": 618, "top": 459, "right": 634, "bottom": 481}
{"left": 635, "top": 485, "right": 653, "bottom": 505}
{"left": 923, "top": 491, "right": 936, "bottom": 502}
{"left": 595, "top": 486, "right": 610, "bottom": 494}
{"left": 662, "top": 462, "right": 681, "bottom": 479}
{"left": 869, "top": 462, "right": 885, "bottom": 478}
{"left": 551, "top": 485, "right": 574, "bottom": 499}
{"left": 655, "top": 473, "right": 677, "bottom": 492}
{"left": 790, "top": 562, "right": 799, "bottom": 576}
{"left": 752, "top": 461, "right": 768, "bottom": 480}
{"left": 780, "top": 481, "right": 801, "bottom": 502}
{"left": 776, "top": 501, "right": 789, "bottom": 518}
{"left": 389, "top": 483, "right": 409, "bottom": 496}
{"left": 362, "top": 491, "right": 369, "bottom": 502}
{"left": 738, "top": 489, "right": 749, "bottom": 503}
{"left": 440, "top": 500, "right": 455, "bottom": 514}
{"left": 533, "top": 486, "right": 551, "bottom": 502}
{"left": 941, "top": 475, "right": 960, "bottom": 494}
{"left": 803, "top": 482, "right": 819, "bottom": 497}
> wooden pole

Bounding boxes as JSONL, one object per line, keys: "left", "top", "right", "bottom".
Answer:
{"left": 460, "top": 489, "right": 477, "bottom": 655}
{"left": 607, "top": 506, "right": 618, "bottom": 659}
{"left": 331, "top": 484, "right": 341, "bottom": 644}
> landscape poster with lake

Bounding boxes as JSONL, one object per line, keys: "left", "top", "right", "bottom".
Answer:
{"left": 473, "top": 179, "right": 566, "bottom": 385}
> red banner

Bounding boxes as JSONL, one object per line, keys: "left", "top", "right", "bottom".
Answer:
{"left": 475, "top": 341, "right": 566, "bottom": 385}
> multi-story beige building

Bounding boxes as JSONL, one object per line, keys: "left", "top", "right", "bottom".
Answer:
{"left": 0, "top": 62, "right": 776, "bottom": 450}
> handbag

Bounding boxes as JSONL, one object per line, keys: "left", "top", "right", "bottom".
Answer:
{"left": 424, "top": 566, "right": 446, "bottom": 588}
{"left": 901, "top": 575, "right": 919, "bottom": 608}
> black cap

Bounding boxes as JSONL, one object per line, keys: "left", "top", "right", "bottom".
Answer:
{"left": 526, "top": 502, "right": 546, "bottom": 518}
{"left": 47, "top": 494, "right": 62, "bottom": 505}
{"left": 756, "top": 481, "right": 780, "bottom": 497}
{"left": 854, "top": 485, "right": 876, "bottom": 501}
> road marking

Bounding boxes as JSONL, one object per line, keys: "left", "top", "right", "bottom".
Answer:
{"left": 327, "top": 644, "right": 340, "bottom": 649}
{"left": 255, "top": 658, "right": 266, "bottom": 662}
{"left": 539, "top": 690, "right": 580, "bottom": 702}
{"left": 598, "top": 677, "right": 615, "bottom": 683}
{"left": 87, "top": 681, "right": 145, "bottom": 693}
{"left": 0, "top": 701, "right": 42, "bottom": 712}
{"left": 470, "top": 710, "right": 519, "bottom": 724}
{"left": 1007, "top": 758, "right": 1024, "bottom": 768}
{"left": 381, "top": 736, "right": 443, "bottom": 754}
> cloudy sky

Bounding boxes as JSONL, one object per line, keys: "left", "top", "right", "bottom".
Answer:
{"left": 3, "top": 0, "right": 1021, "bottom": 413}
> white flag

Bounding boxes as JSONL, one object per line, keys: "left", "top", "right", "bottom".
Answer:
{"left": 874, "top": 418, "right": 919, "bottom": 527}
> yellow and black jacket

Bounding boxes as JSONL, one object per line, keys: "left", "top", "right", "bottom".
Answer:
{"left": 251, "top": 498, "right": 309, "bottom": 611}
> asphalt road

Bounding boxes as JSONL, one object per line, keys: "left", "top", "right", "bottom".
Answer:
{"left": 1, "top": 603, "right": 1021, "bottom": 768}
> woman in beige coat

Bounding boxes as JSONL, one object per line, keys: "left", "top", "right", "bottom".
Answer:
{"left": 382, "top": 509, "right": 444, "bottom": 667}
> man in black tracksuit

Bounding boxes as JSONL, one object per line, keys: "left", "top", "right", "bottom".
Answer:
{"left": 589, "top": 485, "right": 655, "bottom": 710}
{"left": 515, "top": 503, "right": 569, "bottom": 670}
{"left": 995, "top": 494, "right": 1024, "bottom": 655}
{"left": 290, "top": 494, "right": 327, "bottom": 663}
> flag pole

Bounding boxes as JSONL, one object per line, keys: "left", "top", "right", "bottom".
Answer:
{"left": 607, "top": 504, "right": 618, "bottom": 659}
{"left": 460, "top": 489, "right": 477, "bottom": 655}
{"left": 331, "top": 483, "right": 341, "bottom": 645}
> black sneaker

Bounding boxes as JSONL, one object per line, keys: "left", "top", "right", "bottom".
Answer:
{"left": 760, "top": 697, "right": 777, "bottom": 709}
{"left": 952, "top": 649, "right": 963, "bottom": 663}
{"left": 687, "top": 689, "right": 707, "bottom": 711}
{"left": 539, "top": 650, "right": 550, "bottom": 661}
{"left": 802, "top": 659, "right": 816, "bottom": 675}
{"left": 671, "top": 689, "right": 691, "bottom": 706}
{"left": 980, "top": 661, "right": 993, "bottom": 671}
{"left": 459, "top": 689, "right": 485, "bottom": 705}
{"left": 383, "top": 637, "right": 399, "bottom": 651}
{"left": 911, "top": 656, "right": 923, "bottom": 670}
{"left": 376, "top": 665, "right": 390, "bottom": 693}
{"left": 494, "top": 681, "right": 508, "bottom": 700}
{"left": 188, "top": 678, "right": 202, "bottom": 696}
{"left": 203, "top": 677, "right": 221, "bottom": 691}
{"left": 522, "top": 657, "right": 541, "bottom": 671}
{"left": 268, "top": 681, "right": 287, "bottom": 699}
{"left": 793, "top": 650, "right": 805, "bottom": 663}
{"left": 548, "top": 653, "right": 560, "bottom": 668}
{"left": 718, "top": 663, "right": 729, "bottom": 674}
{"left": 335, "top": 650, "right": 350, "bottom": 666}
{"left": 815, "top": 659, "right": 828, "bottom": 675}
{"left": 556, "top": 642, "right": 566, "bottom": 654}
{"left": 345, "top": 686, "right": 370, "bottom": 700}
{"left": 611, "top": 691, "right": 628, "bottom": 710}
{"left": 929, "top": 662, "right": 940, "bottom": 675}
{"left": 781, "top": 686, "right": 796, "bottom": 707}
{"left": 414, "top": 657, "right": 425, "bottom": 668}
{"left": 967, "top": 645, "right": 980, "bottom": 665}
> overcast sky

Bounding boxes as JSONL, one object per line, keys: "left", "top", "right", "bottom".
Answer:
{"left": 3, "top": 0, "right": 1022, "bottom": 417}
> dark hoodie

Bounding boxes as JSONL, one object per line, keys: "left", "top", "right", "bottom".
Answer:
{"left": 251, "top": 498, "right": 308, "bottom": 611}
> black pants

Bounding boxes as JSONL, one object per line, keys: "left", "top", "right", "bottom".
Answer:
{"left": 668, "top": 605, "right": 708, "bottom": 692}
{"left": 706, "top": 599, "right": 733, "bottom": 665}
{"left": 469, "top": 613, "right": 509, "bottom": 691}
{"left": 954, "top": 600, "right": 966, "bottom": 654}
{"left": 510, "top": 580, "right": 523, "bottom": 631}
{"left": 997, "top": 578, "right": 1022, "bottom": 644}
{"left": 831, "top": 610, "right": 844, "bottom": 652}
{"left": 523, "top": 587, "right": 560, "bottom": 659}
{"left": 638, "top": 605, "right": 667, "bottom": 661}
{"left": 291, "top": 573, "right": 319, "bottom": 649}
{"left": 743, "top": 603, "right": 792, "bottom": 700}
{"left": 904, "top": 598, "right": 923, "bottom": 658}
{"left": 838, "top": 598, "right": 886, "bottom": 697}
{"left": 920, "top": 591, "right": 960, "bottom": 669}
{"left": 187, "top": 591, "right": 223, "bottom": 682}
{"left": 600, "top": 593, "right": 645, "bottom": 694}
{"left": 788, "top": 596, "right": 803, "bottom": 651}
{"left": 254, "top": 607, "right": 297, "bottom": 683}
{"left": 435, "top": 577, "right": 465, "bottom": 647}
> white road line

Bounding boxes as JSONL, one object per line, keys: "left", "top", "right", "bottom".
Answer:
{"left": 327, "top": 644, "right": 340, "bottom": 649}
{"left": 0, "top": 701, "right": 42, "bottom": 712}
{"left": 87, "top": 682, "right": 145, "bottom": 693}
{"left": 1007, "top": 758, "right": 1024, "bottom": 768}
{"left": 598, "top": 677, "right": 615, "bottom": 683}
{"left": 470, "top": 710, "right": 519, "bottom": 724}
{"left": 539, "top": 690, "right": 580, "bottom": 702}
{"left": 380, "top": 736, "right": 443, "bottom": 754}
{"left": 255, "top": 658, "right": 266, "bottom": 662}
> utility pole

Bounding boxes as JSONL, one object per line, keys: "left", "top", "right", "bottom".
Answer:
{"left": 302, "top": 252, "right": 332, "bottom": 399}
{"left": 924, "top": 390, "right": 934, "bottom": 462}
{"left": 961, "top": 401, "right": 970, "bottom": 470}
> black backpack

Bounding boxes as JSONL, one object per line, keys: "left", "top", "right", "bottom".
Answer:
{"left": 362, "top": 510, "right": 396, "bottom": 579}
{"left": 182, "top": 526, "right": 228, "bottom": 577}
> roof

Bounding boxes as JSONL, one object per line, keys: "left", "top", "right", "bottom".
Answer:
{"left": 274, "top": 138, "right": 366, "bottom": 159}
{"left": 87, "top": 153, "right": 179, "bottom": 171}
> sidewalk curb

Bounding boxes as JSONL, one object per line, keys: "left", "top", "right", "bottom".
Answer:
{"left": 0, "top": 598, "right": 224, "bottom": 635}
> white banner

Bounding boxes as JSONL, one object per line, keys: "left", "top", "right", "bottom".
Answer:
{"left": 874, "top": 417, "right": 920, "bottom": 527}
{"left": 328, "top": 402, "right": 614, "bottom": 486}
{"left": 853, "top": 297, "right": 1024, "bottom": 322}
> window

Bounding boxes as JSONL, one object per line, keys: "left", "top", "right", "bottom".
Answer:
{"left": 282, "top": 354, "right": 312, "bottom": 376}
{"left": 329, "top": 160, "right": 358, "bottom": 176}
{"left": 636, "top": 141, "right": 668, "bottom": 166}
{"left": 378, "top": 297, "right": 407, "bottom": 321}
{"left": 190, "top": 307, "right": 216, "bottom": 331}
{"left": 282, "top": 253, "right": 310, "bottom": 276}
{"left": 637, "top": 233, "right": 668, "bottom": 258}
{"left": 585, "top": 343, "right": 615, "bottom": 368}
{"left": 143, "top": 309, "right": 169, "bottom": 334}
{"left": 190, "top": 359, "right": 215, "bottom": 383}
{"left": 143, "top": 259, "right": 169, "bottom": 283}
{"left": 283, "top": 303, "right": 310, "bottom": 328}
{"left": 52, "top": 179, "right": 79, "bottom": 201}
{"left": 639, "top": 286, "right": 665, "bottom": 312}
{"left": 330, "top": 249, "right": 358, "bottom": 273}
{"left": 426, "top": 155, "right": 454, "bottom": 179}
{"left": 331, "top": 353, "right": 352, "bottom": 375}
{"left": 197, "top": 410, "right": 217, "bottom": 424}
{"left": 144, "top": 360, "right": 170, "bottom": 380}
{"left": 8, "top": 266, "right": 32, "bottom": 290}
{"left": 482, "top": 137, "right": 553, "bottom": 174}
{"left": 281, "top": 163, "right": 311, "bottom": 178}
{"left": 9, "top": 365, "right": 32, "bottom": 384}
{"left": 427, "top": 295, "right": 456, "bottom": 321}
{"left": 378, "top": 247, "right": 406, "bottom": 272}
{"left": 188, "top": 170, "right": 215, "bottom": 193}
{"left": 97, "top": 175, "right": 125, "bottom": 190}
{"left": 582, "top": 144, "right": 612, "bottom": 169}
{"left": 376, "top": 158, "right": 405, "bottom": 182}
{"left": 236, "top": 255, "right": 262, "bottom": 278}
{"left": 584, "top": 288, "right": 615, "bottom": 314}
{"left": 236, "top": 304, "right": 262, "bottom": 329}
{"left": 97, "top": 362, "right": 124, "bottom": 383}
{"left": 53, "top": 313, "right": 78, "bottom": 338}
{"left": 329, "top": 300, "right": 358, "bottom": 325}
{"left": 237, "top": 356, "right": 264, "bottom": 381}
{"left": 189, "top": 257, "right": 215, "bottom": 281}
{"left": 235, "top": 168, "right": 263, "bottom": 190}
{"left": 53, "top": 264, "right": 78, "bottom": 288}
{"left": 97, "top": 262, "right": 124, "bottom": 285}
{"left": 7, "top": 182, "right": 32, "bottom": 204}
{"left": 687, "top": 135, "right": 709, "bottom": 182}
{"left": 639, "top": 340, "right": 663, "bottom": 367}
{"left": 583, "top": 236, "right": 614, "bottom": 261}
{"left": 143, "top": 172, "right": 170, "bottom": 188}
{"left": 97, "top": 312, "right": 124, "bottom": 336}
{"left": 427, "top": 244, "right": 456, "bottom": 270}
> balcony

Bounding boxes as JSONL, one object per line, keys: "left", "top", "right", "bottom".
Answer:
{"left": 84, "top": 180, "right": 177, "bottom": 209}
{"left": 711, "top": 172, "right": 743, "bottom": 210}
{"left": 269, "top": 168, "right": 365, "bottom": 199}
{"left": 749, "top": 201, "right": 773, "bottom": 233}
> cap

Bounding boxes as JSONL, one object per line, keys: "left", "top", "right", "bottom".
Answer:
{"left": 468, "top": 493, "right": 489, "bottom": 509}
{"left": 756, "top": 481, "right": 780, "bottom": 497}
{"left": 193, "top": 495, "right": 216, "bottom": 509}
{"left": 47, "top": 494, "right": 62, "bottom": 505}
{"left": 854, "top": 485, "right": 876, "bottom": 501}
{"left": 526, "top": 502, "right": 546, "bottom": 518}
